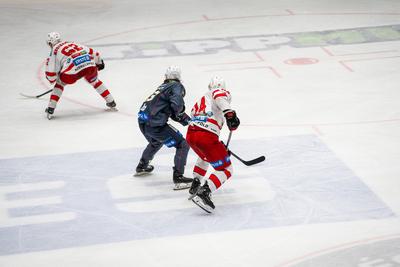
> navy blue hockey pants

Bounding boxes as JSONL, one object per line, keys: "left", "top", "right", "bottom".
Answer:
{"left": 138, "top": 122, "right": 189, "bottom": 174}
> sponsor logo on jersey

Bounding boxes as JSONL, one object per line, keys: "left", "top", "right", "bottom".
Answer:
{"left": 71, "top": 51, "right": 88, "bottom": 59}
{"left": 75, "top": 62, "right": 93, "bottom": 71}
{"left": 193, "top": 121, "right": 209, "bottom": 129}
{"left": 192, "top": 115, "right": 207, "bottom": 122}
{"left": 73, "top": 54, "right": 91, "bottom": 66}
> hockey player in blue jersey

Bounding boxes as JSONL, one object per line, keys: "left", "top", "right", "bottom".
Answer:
{"left": 135, "top": 66, "right": 194, "bottom": 190}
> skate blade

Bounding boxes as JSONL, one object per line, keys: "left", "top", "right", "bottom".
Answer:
{"left": 133, "top": 172, "right": 152, "bottom": 177}
{"left": 46, "top": 114, "right": 53, "bottom": 120}
{"left": 173, "top": 183, "right": 191, "bottom": 190}
{"left": 106, "top": 107, "right": 118, "bottom": 112}
{"left": 192, "top": 196, "right": 214, "bottom": 213}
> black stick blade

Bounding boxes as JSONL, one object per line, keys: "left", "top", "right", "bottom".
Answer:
{"left": 230, "top": 151, "right": 266, "bottom": 166}
{"left": 243, "top": 155, "right": 266, "bottom": 166}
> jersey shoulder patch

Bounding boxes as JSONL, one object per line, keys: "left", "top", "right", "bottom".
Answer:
{"left": 212, "top": 89, "right": 230, "bottom": 99}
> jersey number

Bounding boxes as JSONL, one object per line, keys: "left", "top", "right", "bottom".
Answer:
{"left": 192, "top": 96, "right": 207, "bottom": 115}
{"left": 146, "top": 88, "right": 161, "bottom": 102}
{"left": 61, "top": 43, "right": 83, "bottom": 57}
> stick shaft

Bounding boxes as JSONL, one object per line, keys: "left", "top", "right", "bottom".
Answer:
{"left": 36, "top": 89, "right": 53, "bottom": 98}
{"left": 226, "top": 131, "right": 233, "bottom": 148}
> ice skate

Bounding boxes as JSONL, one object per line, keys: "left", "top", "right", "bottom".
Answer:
{"left": 134, "top": 160, "right": 154, "bottom": 176}
{"left": 106, "top": 100, "right": 118, "bottom": 111}
{"left": 192, "top": 182, "right": 215, "bottom": 213}
{"left": 188, "top": 177, "right": 201, "bottom": 200}
{"left": 45, "top": 107, "right": 54, "bottom": 120}
{"left": 173, "top": 168, "right": 193, "bottom": 190}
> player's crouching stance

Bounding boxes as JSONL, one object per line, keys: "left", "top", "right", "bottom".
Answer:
{"left": 186, "top": 76, "right": 240, "bottom": 213}
{"left": 135, "top": 66, "right": 194, "bottom": 190}
{"left": 44, "top": 32, "right": 116, "bottom": 119}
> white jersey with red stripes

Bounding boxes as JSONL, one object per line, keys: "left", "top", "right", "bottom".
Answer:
{"left": 45, "top": 41, "right": 102, "bottom": 83}
{"left": 189, "top": 88, "right": 232, "bottom": 136}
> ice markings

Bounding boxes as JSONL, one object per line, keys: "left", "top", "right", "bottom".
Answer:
{"left": 107, "top": 168, "right": 274, "bottom": 213}
{"left": 0, "top": 181, "right": 75, "bottom": 227}
{"left": 0, "top": 136, "right": 395, "bottom": 254}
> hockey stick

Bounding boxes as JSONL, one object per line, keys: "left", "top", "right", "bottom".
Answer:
{"left": 226, "top": 131, "right": 265, "bottom": 166}
{"left": 229, "top": 150, "right": 265, "bottom": 166}
{"left": 20, "top": 89, "right": 52, "bottom": 99}
{"left": 226, "top": 131, "right": 233, "bottom": 148}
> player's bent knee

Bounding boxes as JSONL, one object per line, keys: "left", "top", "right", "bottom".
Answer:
{"left": 211, "top": 155, "right": 232, "bottom": 171}
{"left": 163, "top": 137, "right": 189, "bottom": 150}
{"left": 177, "top": 139, "right": 190, "bottom": 152}
{"left": 163, "top": 137, "right": 177, "bottom": 148}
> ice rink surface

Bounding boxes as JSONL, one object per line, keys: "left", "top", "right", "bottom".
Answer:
{"left": 1, "top": 0, "right": 400, "bottom": 266}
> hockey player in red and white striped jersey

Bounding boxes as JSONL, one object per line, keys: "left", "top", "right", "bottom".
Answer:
{"left": 44, "top": 32, "right": 116, "bottom": 119}
{"left": 186, "top": 76, "right": 240, "bottom": 213}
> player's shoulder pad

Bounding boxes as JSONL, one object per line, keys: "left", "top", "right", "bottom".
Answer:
{"left": 170, "top": 81, "right": 185, "bottom": 92}
{"left": 212, "top": 88, "right": 230, "bottom": 100}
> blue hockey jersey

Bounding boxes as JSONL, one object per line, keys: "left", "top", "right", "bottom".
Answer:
{"left": 138, "top": 80, "right": 186, "bottom": 127}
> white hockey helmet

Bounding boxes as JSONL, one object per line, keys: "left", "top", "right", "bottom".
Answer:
{"left": 208, "top": 76, "right": 226, "bottom": 90}
{"left": 46, "top": 32, "right": 61, "bottom": 47}
{"left": 165, "top": 65, "right": 181, "bottom": 80}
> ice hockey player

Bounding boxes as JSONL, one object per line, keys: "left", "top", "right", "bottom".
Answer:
{"left": 135, "top": 66, "right": 193, "bottom": 190}
{"left": 44, "top": 32, "right": 116, "bottom": 119}
{"left": 186, "top": 76, "right": 240, "bottom": 213}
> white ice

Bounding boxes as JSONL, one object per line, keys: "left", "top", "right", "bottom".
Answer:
{"left": 0, "top": 0, "right": 400, "bottom": 266}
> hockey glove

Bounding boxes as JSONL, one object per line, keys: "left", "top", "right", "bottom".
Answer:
{"left": 171, "top": 112, "right": 191, "bottom": 126}
{"left": 224, "top": 110, "right": 240, "bottom": 131}
{"left": 96, "top": 59, "right": 105, "bottom": 71}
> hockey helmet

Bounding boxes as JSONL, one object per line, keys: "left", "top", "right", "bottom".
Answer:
{"left": 46, "top": 32, "right": 61, "bottom": 47}
{"left": 165, "top": 65, "right": 181, "bottom": 80}
{"left": 208, "top": 76, "right": 226, "bottom": 90}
